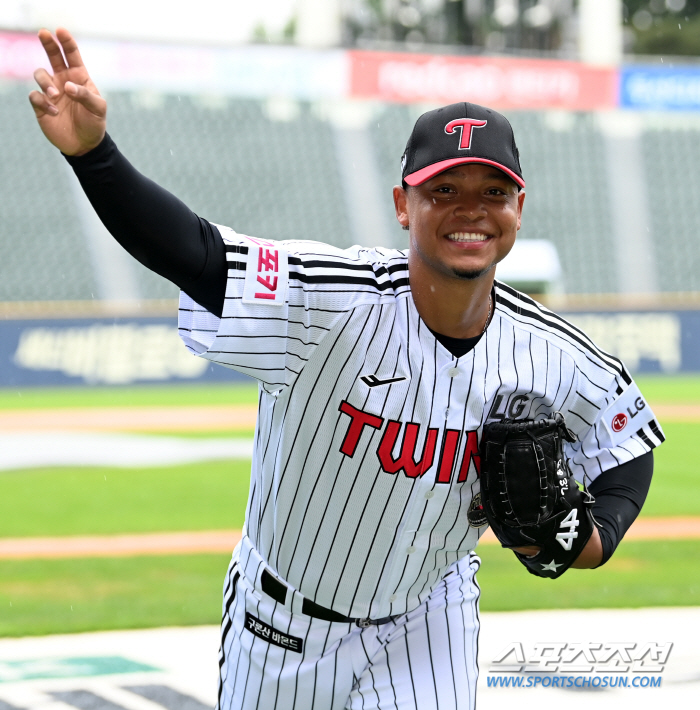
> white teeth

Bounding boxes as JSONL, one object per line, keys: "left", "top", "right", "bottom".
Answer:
{"left": 446, "top": 232, "right": 489, "bottom": 242}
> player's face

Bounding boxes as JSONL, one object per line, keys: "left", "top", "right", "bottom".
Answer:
{"left": 394, "top": 164, "right": 525, "bottom": 282}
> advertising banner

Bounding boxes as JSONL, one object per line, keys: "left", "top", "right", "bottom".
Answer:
{"left": 0, "top": 30, "right": 348, "bottom": 99}
{"left": 562, "top": 310, "right": 700, "bottom": 374}
{"left": 0, "top": 317, "right": 248, "bottom": 387}
{"left": 12, "top": 27, "right": 700, "bottom": 113}
{"left": 620, "top": 66, "right": 700, "bottom": 111}
{"left": 2, "top": 310, "right": 700, "bottom": 388}
{"left": 349, "top": 50, "right": 618, "bottom": 110}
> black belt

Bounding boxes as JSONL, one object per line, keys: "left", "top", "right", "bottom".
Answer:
{"left": 261, "top": 570, "right": 396, "bottom": 628}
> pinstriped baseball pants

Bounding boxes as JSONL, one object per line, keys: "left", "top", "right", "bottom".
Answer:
{"left": 215, "top": 541, "right": 481, "bottom": 710}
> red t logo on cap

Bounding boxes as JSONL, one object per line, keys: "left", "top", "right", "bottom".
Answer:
{"left": 444, "top": 118, "right": 488, "bottom": 150}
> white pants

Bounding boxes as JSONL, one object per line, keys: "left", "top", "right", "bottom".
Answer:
{"left": 216, "top": 539, "right": 481, "bottom": 710}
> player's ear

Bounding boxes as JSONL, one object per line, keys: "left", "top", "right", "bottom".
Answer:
{"left": 516, "top": 189, "right": 525, "bottom": 231}
{"left": 393, "top": 185, "right": 410, "bottom": 230}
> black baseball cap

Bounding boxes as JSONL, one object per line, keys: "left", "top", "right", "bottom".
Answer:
{"left": 401, "top": 102, "right": 524, "bottom": 189}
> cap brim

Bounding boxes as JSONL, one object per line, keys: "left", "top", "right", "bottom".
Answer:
{"left": 404, "top": 158, "right": 525, "bottom": 189}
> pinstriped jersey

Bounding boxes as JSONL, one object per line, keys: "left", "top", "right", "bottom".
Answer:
{"left": 178, "top": 226, "right": 664, "bottom": 620}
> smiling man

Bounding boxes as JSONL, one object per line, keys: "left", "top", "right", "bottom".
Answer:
{"left": 30, "top": 28, "right": 663, "bottom": 710}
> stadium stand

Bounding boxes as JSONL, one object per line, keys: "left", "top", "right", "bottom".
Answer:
{"left": 5, "top": 88, "right": 353, "bottom": 301}
{"left": 106, "top": 93, "right": 351, "bottom": 299}
{"left": 0, "top": 83, "right": 97, "bottom": 301}
{"left": 642, "top": 121, "right": 700, "bottom": 293}
{"left": 4, "top": 80, "right": 699, "bottom": 301}
{"left": 508, "top": 112, "right": 617, "bottom": 296}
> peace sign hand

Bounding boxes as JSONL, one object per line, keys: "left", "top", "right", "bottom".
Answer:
{"left": 28, "top": 28, "right": 107, "bottom": 156}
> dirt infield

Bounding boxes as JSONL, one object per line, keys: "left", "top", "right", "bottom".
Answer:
{"left": 1, "top": 517, "right": 698, "bottom": 560}
{"left": 0, "top": 405, "right": 259, "bottom": 432}
{"left": 648, "top": 404, "right": 700, "bottom": 422}
{"left": 0, "top": 530, "right": 243, "bottom": 559}
{"left": 1, "top": 402, "right": 698, "bottom": 433}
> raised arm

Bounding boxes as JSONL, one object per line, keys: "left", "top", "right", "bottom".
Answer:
{"left": 29, "top": 29, "right": 227, "bottom": 317}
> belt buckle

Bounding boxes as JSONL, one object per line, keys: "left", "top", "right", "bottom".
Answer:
{"left": 355, "top": 618, "right": 372, "bottom": 628}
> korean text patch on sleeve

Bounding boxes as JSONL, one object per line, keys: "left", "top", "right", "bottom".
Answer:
{"left": 242, "top": 242, "right": 289, "bottom": 306}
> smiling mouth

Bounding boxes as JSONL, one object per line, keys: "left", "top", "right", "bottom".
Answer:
{"left": 445, "top": 232, "right": 491, "bottom": 242}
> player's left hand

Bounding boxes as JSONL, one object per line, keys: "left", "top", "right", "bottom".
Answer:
{"left": 479, "top": 413, "right": 602, "bottom": 578}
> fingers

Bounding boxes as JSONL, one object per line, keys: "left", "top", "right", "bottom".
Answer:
{"left": 37, "top": 28, "right": 68, "bottom": 74}
{"left": 33, "top": 68, "right": 59, "bottom": 98}
{"left": 28, "top": 89, "right": 58, "bottom": 118}
{"left": 37, "top": 27, "right": 86, "bottom": 75}
{"left": 64, "top": 81, "right": 106, "bottom": 117}
{"left": 55, "top": 27, "right": 86, "bottom": 69}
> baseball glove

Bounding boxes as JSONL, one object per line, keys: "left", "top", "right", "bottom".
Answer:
{"left": 477, "top": 412, "right": 597, "bottom": 579}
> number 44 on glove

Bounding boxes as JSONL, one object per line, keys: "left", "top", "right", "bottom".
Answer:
{"left": 478, "top": 413, "right": 598, "bottom": 579}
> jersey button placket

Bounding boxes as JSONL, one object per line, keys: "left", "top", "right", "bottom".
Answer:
{"left": 380, "top": 355, "right": 453, "bottom": 611}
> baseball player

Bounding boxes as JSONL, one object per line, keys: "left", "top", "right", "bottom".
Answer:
{"left": 30, "top": 28, "right": 664, "bottom": 710}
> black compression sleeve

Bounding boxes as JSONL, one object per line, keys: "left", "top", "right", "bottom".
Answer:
{"left": 587, "top": 451, "right": 654, "bottom": 565}
{"left": 63, "top": 133, "right": 227, "bottom": 317}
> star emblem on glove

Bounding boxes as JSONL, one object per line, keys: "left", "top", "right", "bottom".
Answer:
{"left": 541, "top": 559, "right": 563, "bottom": 573}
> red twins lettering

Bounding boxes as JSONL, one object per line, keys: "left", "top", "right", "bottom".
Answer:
{"left": 378, "top": 421, "right": 439, "bottom": 479}
{"left": 338, "top": 401, "right": 481, "bottom": 484}
{"left": 436, "top": 429, "right": 461, "bottom": 483}
{"left": 444, "top": 118, "right": 488, "bottom": 149}
{"left": 457, "top": 430, "right": 481, "bottom": 481}
{"left": 255, "top": 248, "right": 279, "bottom": 300}
{"left": 338, "top": 401, "right": 383, "bottom": 456}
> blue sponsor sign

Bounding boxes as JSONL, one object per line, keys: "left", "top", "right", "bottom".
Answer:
{"left": 3, "top": 310, "right": 700, "bottom": 387}
{"left": 0, "top": 317, "right": 250, "bottom": 387}
{"left": 562, "top": 310, "right": 700, "bottom": 374}
{"left": 621, "top": 66, "right": 700, "bottom": 111}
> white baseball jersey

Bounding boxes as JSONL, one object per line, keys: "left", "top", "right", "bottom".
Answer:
{"left": 178, "top": 227, "right": 664, "bottom": 623}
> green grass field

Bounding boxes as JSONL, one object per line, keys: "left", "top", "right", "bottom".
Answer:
{"left": 0, "top": 460, "right": 252, "bottom": 537}
{"left": 0, "top": 376, "right": 697, "bottom": 636}
{"left": 1, "top": 540, "right": 697, "bottom": 637}
{"left": 0, "top": 425, "right": 694, "bottom": 538}
{"left": 0, "top": 554, "right": 230, "bottom": 637}
{"left": 0, "top": 373, "right": 694, "bottom": 409}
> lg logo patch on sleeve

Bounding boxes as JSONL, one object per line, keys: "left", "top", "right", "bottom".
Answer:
{"left": 600, "top": 382, "right": 657, "bottom": 447}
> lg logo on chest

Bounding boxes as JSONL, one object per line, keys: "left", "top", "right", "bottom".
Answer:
{"left": 487, "top": 394, "right": 529, "bottom": 420}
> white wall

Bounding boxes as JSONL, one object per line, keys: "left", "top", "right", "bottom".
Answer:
{"left": 0, "top": 0, "right": 297, "bottom": 44}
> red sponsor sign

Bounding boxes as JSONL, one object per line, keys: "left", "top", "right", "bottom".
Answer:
{"left": 349, "top": 50, "right": 617, "bottom": 110}
{"left": 611, "top": 412, "right": 628, "bottom": 433}
{"left": 0, "top": 31, "right": 49, "bottom": 81}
